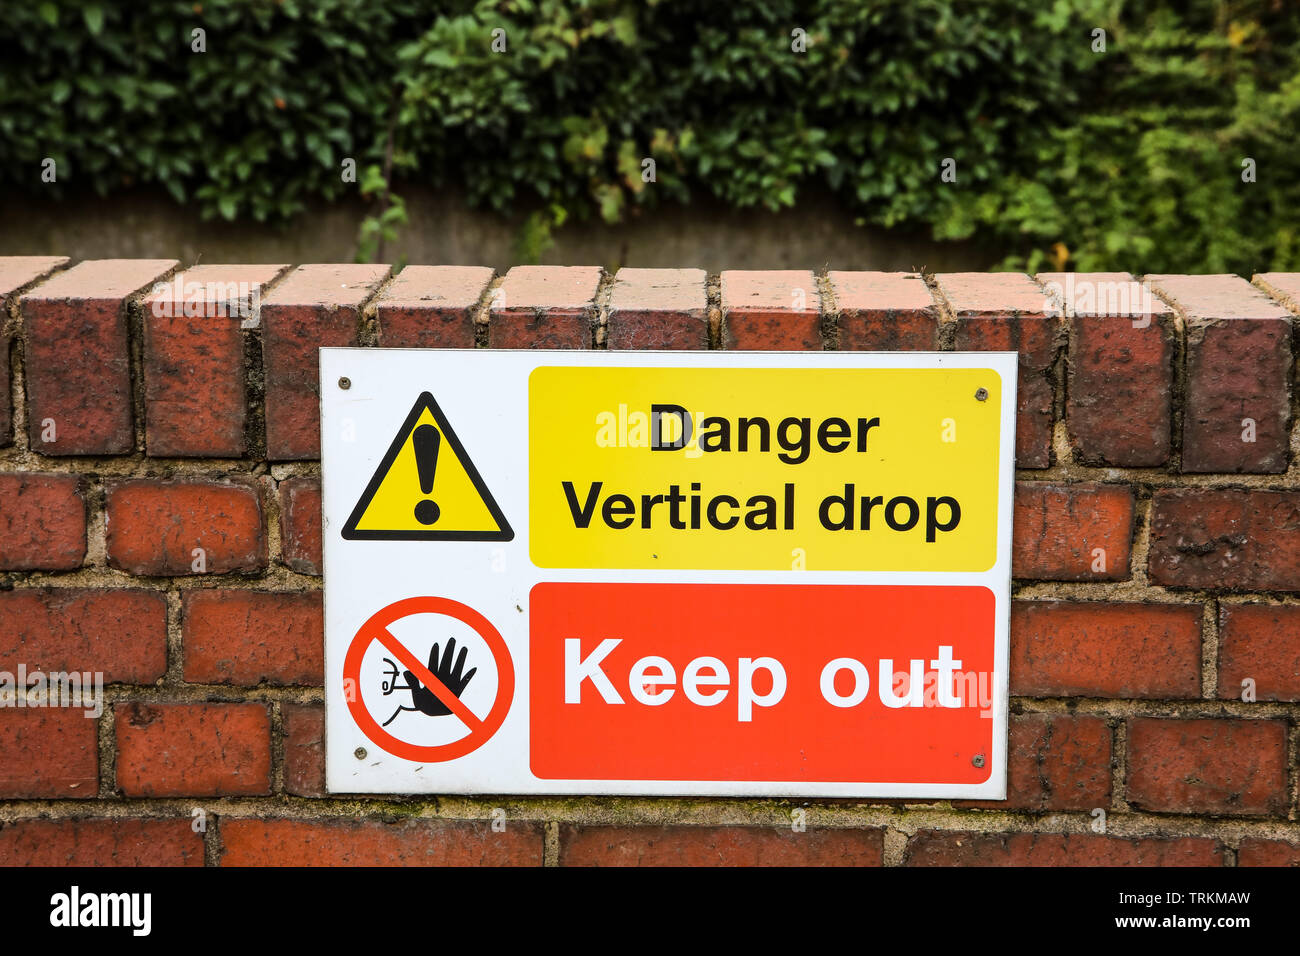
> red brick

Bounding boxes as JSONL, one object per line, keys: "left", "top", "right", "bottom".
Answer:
{"left": 0, "top": 710, "right": 98, "bottom": 798}
{"left": 0, "top": 818, "right": 203, "bottom": 866}
{"left": 1148, "top": 489, "right": 1300, "bottom": 591}
{"left": 283, "top": 703, "right": 325, "bottom": 797}
{"left": 721, "top": 270, "right": 822, "bottom": 350}
{"left": 607, "top": 267, "right": 708, "bottom": 349}
{"left": 1218, "top": 603, "right": 1300, "bottom": 702}
{"left": 115, "top": 702, "right": 270, "bottom": 797}
{"left": 1126, "top": 717, "right": 1287, "bottom": 816}
{"left": 0, "top": 472, "right": 86, "bottom": 570}
{"left": 558, "top": 825, "right": 883, "bottom": 866}
{"left": 0, "top": 589, "right": 167, "bottom": 682}
{"left": 1012, "top": 482, "right": 1134, "bottom": 581}
{"left": 261, "top": 263, "right": 390, "bottom": 459}
{"left": 1147, "top": 274, "right": 1291, "bottom": 474}
{"left": 938, "top": 273, "right": 1058, "bottom": 468}
{"left": 106, "top": 479, "right": 266, "bottom": 576}
{"left": 220, "top": 819, "right": 543, "bottom": 866}
{"left": 830, "top": 271, "right": 939, "bottom": 349}
{"left": 1254, "top": 272, "right": 1300, "bottom": 313}
{"left": 0, "top": 256, "right": 70, "bottom": 300}
{"left": 488, "top": 265, "right": 600, "bottom": 349}
{"left": 375, "top": 265, "right": 493, "bottom": 348}
{"left": 183, "top": 589, "right": 322, "bottom": 685}
{"left": 1237, "top": 838, "right": 1300, "bottom": 866}
{"left": 0, "top": 257, "right": 69, "bottom": 447}
{"left": 904, "top": 831, "right": 1222, "bottom": 866}
{"left": 279, "top": 476, "right": 321, "bottom": 575}
{"left": 958, "top": 713, "right": 1111, "bottom": 811}
{"left": 1148, "top": 273, "right": 1290, "bottom": 319}
{"left": 1011, "top": 601, "right": 1201, "bottom": 698}
{"left": 1038, "top": 273, "right": 1174, "bottom": 466}
{"left": 21, "top": 258, "right": 177, "bottom": 455}
{"left": 141, "top": 264, "right": 285, "bottom": 457}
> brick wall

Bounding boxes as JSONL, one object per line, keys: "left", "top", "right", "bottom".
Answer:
{"left": 1, "top": 257, "right": 1298, "bottom": 867}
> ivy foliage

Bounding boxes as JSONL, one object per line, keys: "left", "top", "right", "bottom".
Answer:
{"left": 0, "top": 1, "right": 1295, "bottom": 271}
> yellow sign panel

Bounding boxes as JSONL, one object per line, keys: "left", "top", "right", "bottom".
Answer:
{"left": 343, "top": 392, "right": 512, "bottom": 541}
{"left": 529, "top": 366, "right": 1001, "bottom": 571}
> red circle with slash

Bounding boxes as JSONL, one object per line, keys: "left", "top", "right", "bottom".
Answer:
{"left": 343, "top": 596, "right": 514, "bottom": 762}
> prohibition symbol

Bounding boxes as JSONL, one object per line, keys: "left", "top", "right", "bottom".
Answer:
{"left": 343, "top": 596, "right": 514, "bottom": 762}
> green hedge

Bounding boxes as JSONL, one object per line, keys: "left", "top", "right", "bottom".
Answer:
{"left": 2, "top": 1, "right": 1297, "bottom": 272}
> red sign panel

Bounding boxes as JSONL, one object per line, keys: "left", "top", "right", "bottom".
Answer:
{"left": 530, "top": 582, "right": 995, "bottom": 785}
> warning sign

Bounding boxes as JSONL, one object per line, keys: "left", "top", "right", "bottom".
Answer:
{"left": 321, "top": 349, "right": 1017, "bottom": 798}
{"left": 530, "top": 366, "right": 998, "bottom": 571}
{"left": 342, "top": 392, "right": 512, "bottom": 541}
{"left": 531, "top": 582, "right": 994, "bottom": 782}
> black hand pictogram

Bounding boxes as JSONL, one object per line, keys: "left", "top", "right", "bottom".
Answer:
{"left": 404, "top": 637, "right": 477, "bottom": 716}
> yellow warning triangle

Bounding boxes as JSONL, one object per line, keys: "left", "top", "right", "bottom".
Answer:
{"left": 342, "top": 392, "right": 513, "bottom": 541}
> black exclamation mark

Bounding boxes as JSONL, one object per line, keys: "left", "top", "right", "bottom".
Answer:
{"left": 412, "top": 423, "right": 441, "bottom": 525}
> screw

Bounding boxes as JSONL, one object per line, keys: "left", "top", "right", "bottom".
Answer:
{"left": 974, "top": 387, "right": 988, "bottom": 402}
{"left": 972, "top": 754, "right": 985, "bottom": 768}
{"left": 338, "top": 376, "right": 352, "bottom": 390}
{"left": 354, "top": 747, "right": 367, "bottom": 760}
